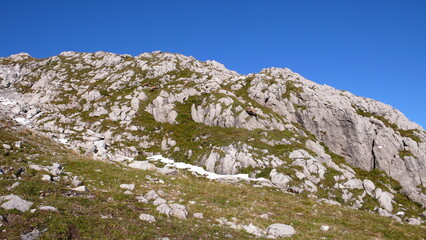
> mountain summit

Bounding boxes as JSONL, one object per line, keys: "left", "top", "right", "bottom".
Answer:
{"left": 1, "top": 51, "right": 425, "bottom": 229}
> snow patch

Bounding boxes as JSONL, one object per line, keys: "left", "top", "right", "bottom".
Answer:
{"left": 396, "top": 211, "right": 405, "bottom": 216}
{"left": 15, "top": 117, "right": 30, "bottom": 125}
{"left": 147, "top": 155, "right": 267, "bottom": 181}
{"left": 58, "top": 138, "right": 68, "bottom": 144}
{"left": 0, "top": 97, "right": 16, "bottom": 106}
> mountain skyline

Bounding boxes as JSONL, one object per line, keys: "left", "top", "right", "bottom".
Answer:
{"left": 1, "top": 0, "right": 425, "bottom": 128}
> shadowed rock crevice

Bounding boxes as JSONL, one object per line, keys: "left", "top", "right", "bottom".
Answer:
{"left": 372, "top": 139, "right": 377, "bottom": 170}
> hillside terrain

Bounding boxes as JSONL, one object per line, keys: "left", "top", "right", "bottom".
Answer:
{"left": 0, "top": 51, "right": 425, "bottom": 238}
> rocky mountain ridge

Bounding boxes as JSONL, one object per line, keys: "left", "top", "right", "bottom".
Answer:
{"left": 0, "top": 51, "right": 425, "bottom": 224}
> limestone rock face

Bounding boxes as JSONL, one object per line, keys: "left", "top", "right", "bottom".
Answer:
{"left": 200, "top": 144, "right": 259, "bottom": 175}
{"left": 246, "top": 68, "right": 426, "bottom": 206}
{"left": 0, "top": 51, "right": 425, "bottom": 209}
{"left": 270, "top": 169, "right": 292, "bottom": 189}
{"left": 146, "top": 91, "right": 179, "bottom": 124}
{"left": 191, "top": 101, "right": 286, "bottom": 131}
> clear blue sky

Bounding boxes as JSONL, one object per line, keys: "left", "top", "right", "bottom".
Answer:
{"left": 1, "top": 0, "right": 425, "bottom": 128}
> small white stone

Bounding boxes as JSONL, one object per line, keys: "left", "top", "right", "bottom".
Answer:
{"left": 120, "top": 183, "right": 135, "bottom": 190}
{"left": 38, "top": 205, "right": 58, "bottom": 212}
{"left": 136, "top": 196, "right": 148, "bottom": 203}
{"left": 396, "top": 211, "right": 405, "bottom": 216}
{"left": 407, "top": 218, "right": 421, "bottom": 225}
{"left": 71, "top": 186, "right": 88, "bottom": 192}
{"left": 193, "top": 212, "right": 204, "bottom": 219}
{"left": 21, "top": 228, "right": 44, "bottom": 240}
{"left": 128, "top": 161, "right": 157, "bottom": 170}
{"left": 41, "top": 175, "right": 52, "bottom": 181}
{"left": 156, "top": 204, "right": 172, "bottom": 216}
{"left": 7, "top": 182, "right": 20, "bottom": 190}
{"left": 139, "top": 213, "right": 156, "bottom": 223}
{"left": 71, "top": 176, "right": 83, "bottom": 187}
{"left": 145, "top": 190, "right": 160, "bottom": 201}
{"left": 158, "top": 167, "right": 177, "bottom": 176}
{"left": 242, "top": 223, "right": 263, "bottom": 237}
{"left": 29, "top": 165, "right": 43, "bottom": 171}
{"left": 169, "top": 203, "right": 188, "bottom": 219}
{"left": 153, "top": 198, "right": 167, "bottom": 206}
{"left": 320, "top": 225, "right": 330, "bottom": 231}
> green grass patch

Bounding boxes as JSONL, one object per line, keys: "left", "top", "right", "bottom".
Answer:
{"left": 282, "top": 80, "right": 304, "bottom": 99}
{"left": 399, "top": 149, "right": 414, "bottom": 159}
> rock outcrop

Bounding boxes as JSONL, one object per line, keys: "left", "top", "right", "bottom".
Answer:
{"left": 246, "top": 68, "right": 426, "bottom": 205}
{"left": 0, "top": 195, "right": 33, "bottom": 212}
{"left": 0, "top": 51, "right": 425, "bottom": 212}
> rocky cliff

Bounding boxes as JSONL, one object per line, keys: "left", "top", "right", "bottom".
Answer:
{"left": 0, "top": 51, "right": 425, "bottom": 222}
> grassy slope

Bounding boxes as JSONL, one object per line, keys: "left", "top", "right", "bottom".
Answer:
{"left": 1, "top": 119, "right": 425, "bottom": 239}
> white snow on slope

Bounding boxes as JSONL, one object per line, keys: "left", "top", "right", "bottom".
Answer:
{"left": 148, "top": 155, "right": 267, "bottom": 181}
{"left": 53, "top": 136, "right": 266, "bottom": 182}
{"left": 15, "top": 117, "right": 30, "bottom": 125}
{"left": 0, "top": 97, "right": 16, "bottom": 106}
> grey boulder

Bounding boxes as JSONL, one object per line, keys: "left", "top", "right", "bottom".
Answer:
{"left": 0, "top": 194, "right": 33, "bottom": 212}
{"left": 266, "top": 223, "right": 296, "bottom": 238}
{"left": 139, "top": 213, "right": 156, "bottom": 223}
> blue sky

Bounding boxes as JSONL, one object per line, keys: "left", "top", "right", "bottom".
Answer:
{"left": 1, "top": 0, "right": 425, "bottom": 128}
